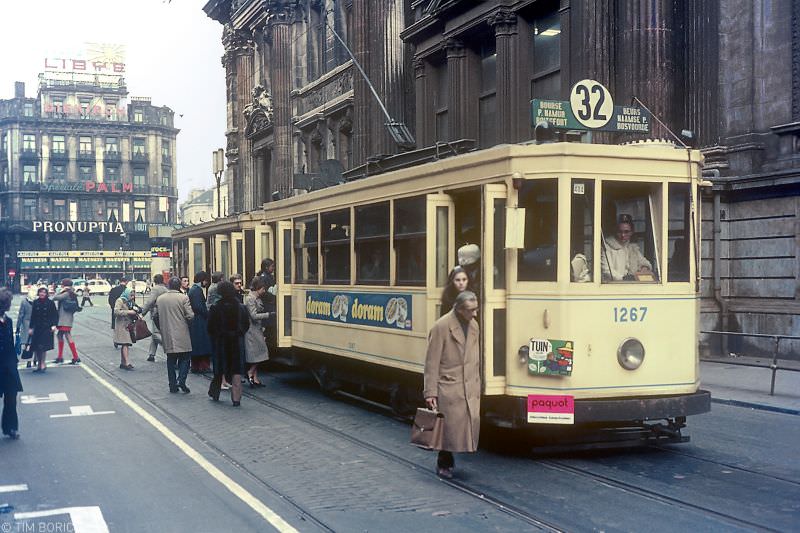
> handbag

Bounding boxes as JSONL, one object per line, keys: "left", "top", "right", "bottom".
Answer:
{"left": 410, "top": 408, "right": 445, "bottom": 450}
{"left": 20, "top": 343, "right": 33, "bottom": 360}
{"left": 127, "top": 316, "right": 152, "bottom": 343}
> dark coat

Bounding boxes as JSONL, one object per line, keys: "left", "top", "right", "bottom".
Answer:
{"left": 29, "top": 298, "right": 58, "bottom": 352}
{"left": 207, "top": 298, "right": 249, "bottom": 377}
{"left": 188, "top": 283, "right": 212, "bottom": 357}
{"left": 423, "top": 311, "right": 481, "bottom": 453}
{"left": 258, "top": 271, "right": 277, "bottom": 313}
{"left": 108, "top": 284, "right": 125, "bottom": 308}
{"left": 0, "top": 315, "right": 23, "bottom": 395}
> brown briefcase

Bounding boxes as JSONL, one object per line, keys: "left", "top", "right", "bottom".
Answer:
{"left": 410, "top": 408, "right": 444, "bottom": 450}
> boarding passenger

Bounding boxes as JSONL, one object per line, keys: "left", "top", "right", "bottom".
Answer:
{"left": 257, "top": 259, "right": 277, "bottom": 354}
{"left": 206, "top": 271, "right": 224, "bottom": 308}
{"left": 600, "top": 214, "right": 653, "bottom": 281}
{"left": 207, "top": 281, "right": 249, "bottom": 405}
{"left": 52, "top": 279, "right": 81, "bottom": 364}
{"left": 457, "top": 244, "right": 481, "bottom": 298}
{"left": 113, "top": 288, "right": 138, "bottom": 370}
{"left": 140, "top": 274, "right": 168, "bottom": 362}
{"left": 244, "top": 277, "right": 271, "bottom": 388}
{"left": 28, "top": 287, "right": 58, "bottom": 373}
{"left": 158, "top": 277, "right": 195, "bottom": 393}
{"left": 440, "top": 266, "right": 471, "bottom": 316}
{"left": 0, "top": 288, "right": 22, "bottom": 439}
{"left": 188, "top": 272, "right": 213, "bottom": 373}
{"left": 424, "top": 291, "right": 481, "bottom": 479}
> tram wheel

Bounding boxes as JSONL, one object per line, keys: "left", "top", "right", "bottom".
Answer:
{"left": 310, "top": 362, "right": 340, "bottom": 396}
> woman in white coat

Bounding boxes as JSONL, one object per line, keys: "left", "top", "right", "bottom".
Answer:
{"left": 244, "top": 277, "right": 271, "bottom": 387}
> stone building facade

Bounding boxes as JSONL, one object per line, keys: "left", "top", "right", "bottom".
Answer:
{"left": 202, "top": 0, "right": 799, "bottom": 354}
{"left": 0, "top": 71, "right": 179, "bottom": 287}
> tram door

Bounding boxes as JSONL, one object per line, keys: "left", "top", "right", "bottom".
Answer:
{"left": 274, "top": 221, "right": 293, "bottom": 347}
{"left": 187, "top": 238, "right": 206, "bottom": 280}
{"left": 482, "top": 184, "right": 508, "bottom": 395}
{"left": 425, "top": 194, "right": 455, "bottom": 320}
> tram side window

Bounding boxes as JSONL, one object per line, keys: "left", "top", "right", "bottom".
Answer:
{"left": 356, "top": 202, "right": 389, "bottom": 285}
{"left": 668, "top": 183, "right": 691, "bottom": 282}
{"left": 518, "top": 179, "right": 558, "bottom": 282}
{"left": 600, "top": 181, "right": 661, "bottom": 282}
{"left": 394, "top": 196, "right": 426, "bottom": 285}
{"left": 570, "top": 179, "right": 594, "bottom": 282}
{"left": 322, "top": 209, "right": 351, "bottom": 284}
{"left": 294, "top": 216, "right": 319, "bottom": 284}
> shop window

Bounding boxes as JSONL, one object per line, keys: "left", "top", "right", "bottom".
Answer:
{"left": 518, "top": 179, "right": 558, "bottom": 282}
{"left": 321, "top": 209, "right": 351, "bottom": 284}
{"left": 668, "top": 183, "right": 691, "bottom": 282}
{"left": 570, "top": 179, "right": 594, "bottom": 282}
{"left": 394, "top": 196, "right": 426, "bottom": 285}
{"left": 294, "top": 215, "right": 319, "bottom": 283}
{"left": 355, "top": 202, "right": 389, "bottom": 285}
{"left": 600, "top": 181, "right": 661, "bottom": 282}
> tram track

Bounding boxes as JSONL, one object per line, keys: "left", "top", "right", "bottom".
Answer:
{"left": 75, "top": 312, "right": 564, "bottom": 532}
{"left": 651, "top": 444, "right": 800, "bottom": 488}
{"left": 537, "top": 459, "right": 783, "bottom": 532}
{"left": 75, "top": 312, "right": 792, "bottom": 531}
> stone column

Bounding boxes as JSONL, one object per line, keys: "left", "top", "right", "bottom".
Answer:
{"left": 266, "top": 6, "right": 294, "bottom": 200}
{"left": 254, "top": 150, "right": 265, "bottom": 207}
{"left": 445, "top": 38, "right": 469, "bottom": 141}
{"left": 617, "top": 0, "right": 676, "bottom": 139}
{"left": 489, "top": 10, "right": 520, "bottom": 143}
{"left": 413, "top": 58, "right": 431, "bottom": 148}
{"left": 684, "top": 0, "right": 719, "bottom": 147}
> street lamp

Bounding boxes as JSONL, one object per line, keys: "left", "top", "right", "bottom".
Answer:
{"left": 212, "top": 148, "right": 225, "bottom": 218}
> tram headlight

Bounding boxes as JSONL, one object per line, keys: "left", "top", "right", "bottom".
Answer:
{"left": 518, "top": 344, "right": 530, "bottom": 364}
{"left": 617, "top": 338, "right": 645, "bottom": 370}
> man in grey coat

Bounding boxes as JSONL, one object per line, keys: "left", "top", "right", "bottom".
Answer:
{"left": 157, "top": 277, "right": 195, "bottom": 393}
{"left": 140, "top": 274, "right": 168, "bottom": 362}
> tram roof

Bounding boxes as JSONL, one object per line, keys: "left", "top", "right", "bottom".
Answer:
{"left": 174, "top": 141, "right": 703, "bottom": 238}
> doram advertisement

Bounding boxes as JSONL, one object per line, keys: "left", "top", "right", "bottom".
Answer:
{"left": 305, "top": 290, "right": 412, "bottom": 330}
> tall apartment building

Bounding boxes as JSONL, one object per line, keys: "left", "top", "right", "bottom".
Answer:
{"left": 0, "top": 53, "right": 179, "bottom": 288}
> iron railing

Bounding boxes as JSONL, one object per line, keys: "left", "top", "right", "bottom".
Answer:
{"left": 700, "top": 330, "right": 800, "bottom": 395}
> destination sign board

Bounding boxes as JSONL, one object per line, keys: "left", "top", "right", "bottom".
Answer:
{"left": 531, "top": 80, "right": 651, "bottom": 134}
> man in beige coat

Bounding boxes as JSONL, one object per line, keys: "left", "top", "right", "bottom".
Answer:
{"left": 424, "top": 291, "right": 481, "bottom": 479}
{"left": 157, "top": 277, "right": 194, "bottom": 393}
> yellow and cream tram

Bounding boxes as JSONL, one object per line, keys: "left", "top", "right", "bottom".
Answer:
{"left": 174, "top": 141, "right": 710, "bottom": 441}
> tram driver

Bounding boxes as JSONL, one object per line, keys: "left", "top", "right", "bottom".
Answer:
{"left": 600, "top": 214, "right": 653, "bottom": 282}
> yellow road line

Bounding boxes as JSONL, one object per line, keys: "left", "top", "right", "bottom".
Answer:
{"left": 78, "top": 363, "right": 299, "bottom": 533}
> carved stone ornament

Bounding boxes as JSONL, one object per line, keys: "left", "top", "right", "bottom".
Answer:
{"left": 244, "top": 84, "right": 275, "bottom": 138}
{"left": 487, "top": 10, "right": 517, "bottom": 35}
{"left": 267, "top": 0, "right": 301, "bottom": 26}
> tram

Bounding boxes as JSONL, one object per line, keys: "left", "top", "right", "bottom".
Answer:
{"left": 174, "top": 141, "right": 710, "bottom": 443}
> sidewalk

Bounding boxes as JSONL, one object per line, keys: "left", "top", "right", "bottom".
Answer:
{"left": 701, "top": 356, "right": 800, "bottom": 415}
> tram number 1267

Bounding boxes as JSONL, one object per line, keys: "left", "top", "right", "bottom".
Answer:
{"left": 613, "top": 306, "right": 648, "bottom": 323}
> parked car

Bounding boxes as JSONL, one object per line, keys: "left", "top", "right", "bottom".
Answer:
{"left": 130, "top": 280, "right": 148, "bottom": 294}
{"left": 85, "top": 279, "right": 112, "bottom": 296}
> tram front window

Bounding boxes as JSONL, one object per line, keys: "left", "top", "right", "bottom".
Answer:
{"left": 518, "top": 179, "right": 558, "bottom": 282}
{"left": 600, "top": 182, "right": 661, "bottom": 282}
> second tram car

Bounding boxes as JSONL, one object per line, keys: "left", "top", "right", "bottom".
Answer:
{"left": 174, "top": 141, "right": 711, "bottom": 443}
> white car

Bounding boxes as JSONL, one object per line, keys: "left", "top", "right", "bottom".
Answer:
{"left": 130, "top": 280, "right": 148, "bottom": 294}
{"left": 85, "top": 279, "right": 112, "bottom": 296}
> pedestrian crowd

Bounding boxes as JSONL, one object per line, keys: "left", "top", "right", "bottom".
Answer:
{"left": 1, "top": 262, "right": 279, "bottom": 441}
{"left": 2, "top": 246, "right": 481, "bottom": 482}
